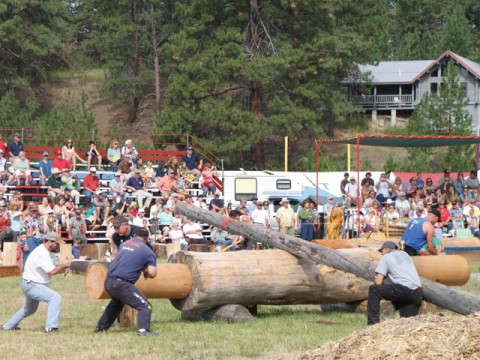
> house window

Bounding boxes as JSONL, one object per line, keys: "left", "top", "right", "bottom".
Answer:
{"left": 276, "top": 179, "right": 291, "bottom": 190}
{"left": 461, "top": 82, "right": 468, "bottom": 95}
{"left": 234, "top": 178, "right": 257, "bottom": 201}
{"left": 430, "top": 83, "right": 438, "bottom": 94}
{"left": 431, "top": 68, "right": 438, "bottom": 77}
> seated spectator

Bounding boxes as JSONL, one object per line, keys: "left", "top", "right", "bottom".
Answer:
{"left": 437, "top": 169, "right": 451, "bottom": 186}
{"left": 0, "top": 150, "right": 7, "bottom": 184}
{"left": 384, "top": 204, "right": 399, "bottom": 224}
{"left": 83, "top": 167, "right": 100, "bottom": 203}
{"left": 136, "top": 157, "right": 146, "bottom": 172}
{"left": 361, "top": 179, "right": 374, "bottom": 203}
{"left": 157, "top": 205, "right": 174, "bottom": 240}
{"left": 128, "top": 201, "right": 139, "bottom": 217}
{"left": 391, "top": 176, "right": 405, "bottom": 199}
{"left": 110, "top": 171, "right": 126, "bottom": 200}
{"left": 453, "top": 172, "right": 465, "bottom": 196}
{"left": 82, "top": 201, "right": 101, "bottom": 232}
{"left": 168, "top": 220, "right": 187, "bottom": 246}
{"left": 210, "top": 227, "right": 232, "bottom": 245}
{"left": 68, "top": 208, "right": 88, "bottom": 244}
{"left": 121, "top": 139, "right": 138, "bottom": 163}
{"left": 394, "top": 192, "right": 410, "bottom": 217}
{"left": 8, "top": 191, "right": 23, "bottom": 212}
{"left": 107, "top": 139, "right": 121, "bottom": 172}
{"left": 181, "top": 146, "right": 203, "bottom": 180}
{"left": 132, "top": 208, "right": 147, "bottom": 227}
{"left": 125, "top": 169, "right": 153, "bottom": 210}
{"left": 145, "top": 161, "right": 155, "bottom": 182}
{"left": 112, "top": 198, "right": 127, "bottom": 216}
{"left": 150, "top": 198, "right": 163, "bottom": 218}
{"left": 166, "top": 193, "right": 181, "bottom": 213}
{"left": 156, "top": 169, "right": 178, "bottom": 201}
{"left": 438, "top": 200, "right": 451, "bottom": 231}
{"left": 452, "top": 213, "right": 465, "bottom": 233}
{"left": 7, "top": 151, "right": 32, "bottom": 186}
{"left": 165, "top": 156, "right": 180, "bottom": 177}
{"left": 92, "top": 191, "right": 111, "bottom": 223}
{"left": 72, "top": 238, "right": 82, "bottom": 259}
{"left": 466, "top": 208, "right": 479, "bottom": 235}
{"left": 424, "top": 178, "right": 435, "bottom": 196}
{"left": 7, "top": 133, "right": 24, "bottom": 160}
{"left": 183, "top": 218, "right": 208, "bottom": 245}
{"left": 210, "top": 192, "right": 225, "bottom": 212}
{"left": 47, "top": 168, "right": 63, "bottom": 200}
{"left": 38, "top": 151, "right": 53, "bottom": 186}
{"left": 62, "top": 139, "right": 86, "bottom": 171}
{"left": 463, "top": 197, "right": 480, "bottom": 217}
{"left": 38, "top": 197, "right": 54, "bottom": 221}
{"left": 200, "top": 163, "right": 218, "bottom": 197}
{"left": 445, "top": 183, "right": 460, "bottom": 206}
{"left": 85, "top": 141, "right": 102, "bottom": 170}
{"left": 52, "top": 150, "right": 71, "bottom": 172}
{"left": 61, "top": 169, "right": 80, "bottom": 205}
{"left": 155, "top": 160, "right": 167, "bottom": 179}
{"left": 118, "top": 153, "right": 134, "bottom": 174}
{"left": 194, "top": 195, "right": 208, "bottom": 210}
{"left": 406, "top": 177, "right": 419, "bottom": 198}
{"left": 53, "top": 197, "right": 68, "bottom": 228}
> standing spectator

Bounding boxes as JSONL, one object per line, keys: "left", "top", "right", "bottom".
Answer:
{"left": 107, "top": 140, "right": 121, "bottom": 172}
{"left": 47, "top": 168, "right": 63, "bottom": 201}
{"left": 52, "top": 150, "right": 71, "bottom": 172}
{"left": 276, "top": 198, "right": 295, "bottom": 236}
{"left": 62, "top": 139, "right": 86, "bottom": 171}
{"left": 7, "top": 151, "right": 32, "bottom": 186}
{"left": 247, "top": 197, "right": 259, "bottom": 214}
{"left": 38, "top": 151, "right": 53, "bottom": 186}
{"left": 83, "top": 167, "right": 100, "bottom": 203}
{"left": 7, "top": 133, "right": 24, "bottom": 160}
{"left": 181, "top": 146, "right": 202, "bottom": 179}
{"left": 68, "top": 209, "right": 88, "bottom": 244}
{"left": 297, "top": 200, "right": 315, "bottom": 241}
{"left": 345, "top": 176, "right": 361, "bottom": 208}
{"left": 361, "top": 172, "right": 375, "bottom": 187}
{"left": 125, "top": 169, "right": 153, "bottom": 210}
{"left": 466, "top": 170, "right": 480, "bottom": 199}
{"left": 85, "top": 141, "right": 102, "bottom": 170}
{"left": 251, "top": 201, "right": 270, "bottom": 228}
{"left": 367, "top": 241, "right": 422, "bottom": 325}
{"left": 121, "top": 139, "right": 138, "bottom": 163}
{"left": 340, "top": 172, "right": 349, "bottom": 196}
{"left": 3, "top": 232, "right": 70, "bottom": 332}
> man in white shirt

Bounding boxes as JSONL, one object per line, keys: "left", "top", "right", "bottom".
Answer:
{"left": 3, "top": 232, "right": 70, "bottom": 333}
{"left": 251, "top": 202, "right": 270, "bottom": 228}
{"left": 183, "top": 219, "right": 208, "bottom": 244}
{"left": 345, "top": 176, "right": 361, "bottom": 208}
{"left": 133, "top": 208, "right": 147, "bottom": 227}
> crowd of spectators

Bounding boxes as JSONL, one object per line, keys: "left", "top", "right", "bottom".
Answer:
{"left": 338, "top": 169, "right": 480, "bottom": 238}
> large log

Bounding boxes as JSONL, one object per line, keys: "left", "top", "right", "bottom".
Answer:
{"left": 85, "top": 263, "right": 193, "bottom": 300}
{"left": 175, "top": 201, "right": 480, "bottom": 315}
{"left": 169, "top": 250, "right": 373, "bottom": 311}
{"left": 181, "top": 304, "right": 255, "bottom": 323}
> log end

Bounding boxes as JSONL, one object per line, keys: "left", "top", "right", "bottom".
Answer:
{"left": 85, "top": 263, "right": 109, "bottom": 300}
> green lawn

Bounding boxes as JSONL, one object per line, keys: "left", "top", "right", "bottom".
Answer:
{"left": 0, "top": 275, "right": 366, "bottom": 360}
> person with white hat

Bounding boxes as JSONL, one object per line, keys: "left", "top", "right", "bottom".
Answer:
{"left": 275, "top": 198, "right": 295, "bottom": 236}
{"left": 83, "top": 167, "right": 100, "bottom": 203}
{"left": 345, "top": 175, "right": 361, "bottom": 208}
{"left": 47, "top": 168, "right": 64, "bottom": 201}
{"left": 3, "top": 232, "right": 70, "bottom": 333}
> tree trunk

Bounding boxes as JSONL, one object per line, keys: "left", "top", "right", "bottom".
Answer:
{"left": 129, "top": 0, "right": 140, "bottom": 123}
{"left": 250, "top": 87, "right": 265, "bottom": 169}
{"left": 174, "top": 201, "right": 480, "bottom": 315}
{"left": 150, "top": 2, "right": 161, "bottom": 115}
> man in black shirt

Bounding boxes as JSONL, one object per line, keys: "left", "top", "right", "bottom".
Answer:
{"left": 110, "top": 216, "right": 142, "bottom": 259}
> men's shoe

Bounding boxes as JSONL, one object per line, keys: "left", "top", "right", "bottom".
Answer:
{"left": 94, "top": 326, "right": 106, "bottom": 333}
{"left": 137, "top": 329, "right": 156, "bottom": 336}
{"left": 45, "top": 327, "right": 59, "bottom": 333}
{"left": 3, "top": 326, "right": 20, "bottom": 331}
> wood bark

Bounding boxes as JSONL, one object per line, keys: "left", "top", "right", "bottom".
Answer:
{"left": 181, "top": 304, "right": 255, "bottom": 323}
{"left": 168, "top": 250, "right": 373, "bottom": 312}
{"left": 175, "top": 201, "right": 480, "bottom": 315}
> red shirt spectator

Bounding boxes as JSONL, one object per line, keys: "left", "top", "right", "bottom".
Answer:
{"left": 52, "top": 150, "right": 71, "bottom": 171}
{"left": 438, "top": 202, "right": 451, "bottom": 223}
{"left": 83, "top": 169, "right": 100, "bottom": 192}
{"left": 0, "top": 134, "right": 7, "bottom": 154}
{"left": 0, "top": 212, "right": 11, "bottom": 232}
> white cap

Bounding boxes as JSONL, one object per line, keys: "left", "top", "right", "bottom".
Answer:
{"left": 90, "top": 167, "right": 97, "bottom": 172}
{"left": 138, "top": 208, "right": 145, "bottom": 213}
{"left": 51, "top": 168, "right": 61, "bottom": 174}
{"left": 281, "top": 198, "right": 289, "bottom": 204}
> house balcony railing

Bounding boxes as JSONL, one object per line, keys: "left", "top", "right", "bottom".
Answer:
{"left": 350, "top": 94, "right": 414, "bottom": 109}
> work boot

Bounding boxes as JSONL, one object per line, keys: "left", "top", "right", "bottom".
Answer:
{"left": 45, "top": 327, "right": 59, "bottom": 333}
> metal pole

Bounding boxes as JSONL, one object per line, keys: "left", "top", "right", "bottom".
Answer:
{"left": 221, "top": 158, "right": 225, "bottom": 196}
{"left": 21, "top": 128, "right": 24, "bottom": 144}
{"left": 315, "top": 140, "right": 319, "bottom": 211}
{"left": 356, "top": 134, "right": 361, "bottom": 238}
{"left": 347, "top": 144, "right": 351, "bottom": 172}
{"left": 186, "top": 134, "right": 190, "bottom": 149}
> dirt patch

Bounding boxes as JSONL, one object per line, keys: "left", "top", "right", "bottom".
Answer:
{"left": 300, "top": 314, "right": 480, "bottom": 360}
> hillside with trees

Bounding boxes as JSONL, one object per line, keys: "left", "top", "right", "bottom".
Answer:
{"left": 1, "top": 0, "right": 480, "bottom": 171}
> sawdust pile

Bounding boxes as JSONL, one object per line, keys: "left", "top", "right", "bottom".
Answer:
{"left": 300, "top": 315, "right": 480, "bottom": 360}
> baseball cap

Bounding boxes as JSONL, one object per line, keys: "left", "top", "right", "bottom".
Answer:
{"left": 138, "top": 208, "right": 145, "bottom": 213}
{"left": 281, "top": 198, "right": 289, "bottom": 203}
{"left": 74, "top": 208, "right": 82, "bottom": 214}
{"left": 30, "top": 205, "right": 39, "bottom": 211}
{"left": 187, "top": 146, "right": 193, "bottom": 151}
{"left": 56, "top": 150, "right": 62, "bottom": 155}
{"left": 113, "top": 215, "right": 129, "bottom": 228}
{"left": 429, "top": 209, "right": 441, "bottom": 219}
{"left": 378, "top": 241, "right": 398, "bottom": 252}
{"left": 14, "top": 133, "right": 21, "bottom": 138}
{"left": 349, "top": 176, "right": 355, "bottom": 180}
{"left": 42, "top": 151, "right": 49, "bottom": 156}
{"left": 252, "top": 196, "right": 258, "bottom": 200}
{"left": 52, "top": 168, "right": 61, "bottom": 174}
{"left": 89, "top": 167, "right": 97, "bottom": 172}
{"left": 44, "top": 231, "right": 64, "bottom": 244}
{"left": 163, "top": 205, "right": 170, "bottom": 210}
{"left": 135, "top": 227, "right": 150, "bottom": 238}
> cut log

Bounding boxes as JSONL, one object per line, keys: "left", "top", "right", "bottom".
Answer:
{"left": 70, "top": 260, "right": 109, "bottom": 274}
{"left": 181, "top": 304, "right": 255, "bottom": 323}
{"left": 2, "top": 242, "right": 18, "bottom": 266}
{"left": 169, "top": 250, "right": 372, "bottom": 311}
{"left": 119, "top": 305, "right": 138, "bottom": 328}
{"left": 84, "top": 262, "right": 193, "bottom": 300}
{"left": 0, "top": 265, "right": 20, "bottom": 278}
{"left": 175, "top": 201, "right": 480, "bottom": 315}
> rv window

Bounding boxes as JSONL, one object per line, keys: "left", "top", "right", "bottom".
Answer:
{"left": 234, "top": 178, "right": 257, "bottom": 201}
{"left": 276, "top": 179, "right": 291, "bottom": 190}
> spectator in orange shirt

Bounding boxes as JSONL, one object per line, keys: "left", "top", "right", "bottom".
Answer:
{"left": 156, "top": 169, "right": 178, "bottom": 201}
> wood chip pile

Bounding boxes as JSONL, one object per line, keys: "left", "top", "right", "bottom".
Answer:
{"left": 300, "top": 314, "right": 480, "bottom": 360}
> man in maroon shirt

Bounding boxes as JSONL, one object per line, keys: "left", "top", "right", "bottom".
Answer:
{"left": 83, "top": 167, "right": 100, "bottom": 202}
{"left": 52, "top": 150, "right": 71, "bottom": 172}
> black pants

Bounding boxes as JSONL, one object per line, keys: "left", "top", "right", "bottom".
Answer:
{"left": 403, "top": 245, "right": 418, "bottom": 256}
{"left": 367, "top": 283, "right": 422, "bottom": 325}
{"left": 96, "top": 277, "right": 152, "bottom": 331}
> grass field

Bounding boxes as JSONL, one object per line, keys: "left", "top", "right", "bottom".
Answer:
{"left": 0, "top": 274, "right": 366, "bottom": 360}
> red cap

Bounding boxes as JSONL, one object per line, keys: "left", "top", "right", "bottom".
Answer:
{"left": 56, "top": 150, "right": 62, "bottom": 155}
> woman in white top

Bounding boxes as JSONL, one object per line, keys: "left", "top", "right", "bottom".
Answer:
{"left": 62, "top": 139, "right": 86, "bottom": 171}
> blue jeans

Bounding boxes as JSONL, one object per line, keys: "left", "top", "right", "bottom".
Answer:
{"left": 202, "top": 184, "right": 216, "bottom": 197}
{"left": 300, "top": 222, "right": 314, "bottom": 241}
{"left": 83, "top": 190, "right": 93, "bottom": 202}
{"left": 3, "top": 279, "right": 62, "bottom": 330}
{"left": 108, "top": 161, "right": 118, "bottom": 172}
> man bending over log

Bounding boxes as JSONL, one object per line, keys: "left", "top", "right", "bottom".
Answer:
{"left": 367, "top": 241, "right": 422, "bottom": 325}
{"left": 94, "top": 227, "right": 157, "bottom": 336}
{"left": 401, "top": 209, "right": 440, "bottom": 256}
